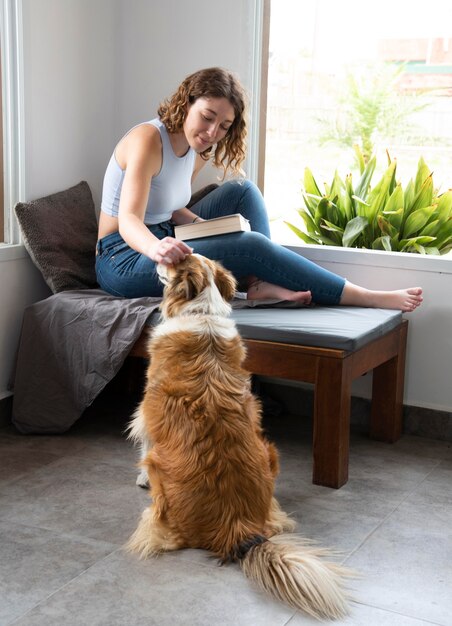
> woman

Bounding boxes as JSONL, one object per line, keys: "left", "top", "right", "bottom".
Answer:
{"left": 96, "top": 67, "right": 422, "bottom": 311}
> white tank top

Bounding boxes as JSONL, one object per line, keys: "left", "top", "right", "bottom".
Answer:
{"left": 100, "top": 118, "right": 196, "bottom": 224}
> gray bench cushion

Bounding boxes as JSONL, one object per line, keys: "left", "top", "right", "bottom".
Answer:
{"left": 147, "top": 303, "right": 403, "bottom": 352}
{"left": 230, "top": 306, "right": 402, "bottom": 351}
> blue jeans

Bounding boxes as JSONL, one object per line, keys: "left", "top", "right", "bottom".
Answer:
{"left": 95, "top": 180, "right": 346, "bottom": 304}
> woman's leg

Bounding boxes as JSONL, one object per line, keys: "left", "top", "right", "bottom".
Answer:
{"left": 190, "top": 229, "right": 423, "bottom": 311}
{"left": 191, "top": 230, "right": 345, "bottom": 305}
{"left": 191, "top": 179, "right": 271, "bottom": 237}
{"left": 191, "top": 181, "right": 423, "bottom": 311}
{"left": 95, "top": 228, "right": 165, "bottom": 298}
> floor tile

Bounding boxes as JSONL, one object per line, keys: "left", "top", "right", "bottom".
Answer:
{"left": 0, "top": 443, "right": 60, "bottom": 488}
{"left": 0, "top": 455, "right": 149, "bottom": 545}
{"left": 287, "top": 602, "right": 443, "bottom": 625}
{"left": 0, "top": 520, "right": 115, "bottom": 625}
{"left": 344, "top": 476, "right": 452, "bottom": 625}
{"left": 11, "top": 549, "right": 296, "bottom": 626}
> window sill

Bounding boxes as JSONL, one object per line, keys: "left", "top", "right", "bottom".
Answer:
{"left": 0, "top": 243, "right": 28, "bottom": 262}
{"left": 277, "top": 240, "right": 452, "bottom": 275}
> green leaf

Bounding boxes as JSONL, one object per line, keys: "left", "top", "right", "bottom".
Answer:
{"left": 352, "top": 195, "right": 370, "bottom": 207}
{"left": 344, "top": 174, "right": 355, "bottom": 220}
{"left": 355, "top": 154, "right": 376, "bottom": 199}
{"left": 404, "top": 179, "right": 415, "bottom": 212}
{"left": 436, "top": 190, "right": 452, "bottom": 223}
{"left": 419, "top": 219, "right": 440, "bottom": 237}
{"left": 424, "top": 246, "right": 441, "bottom": 255}
{"left": 384, "top": 183, "right": 404, "bottom": 214}
{"left": 403, "top": 205, "right": 437, "bottom": 238}
{"left": 372, "top": 236, "right": 392, "bottom": 251}
{"left": 367, "top": 160, "right": 398, "bottom": 224}
{"left": 318, "top": 234, "right": 342, "bottom": 246}
{"left": 297, "top": 209, "right": 318, "bottom": 235}
{"left": 382, "top": 207, "right": 404, "bottom": 230}
{"left": 329, "top": 171, "right": 345, "bottom": 201}
{"left": 353, "top": 144, "right": 365, "bottom": 175}
{"left": 414, "top": 156, "right": 431, "bottom": 194}
{"left": 408, "top": 173, "right": 434, "bottom": 214}
{"left": 377, "top": 215, "right": 398, "bottom": 238}
{"left": 314, "top": 198, "right": 330, "bottom": 229}
{"left": 434, "top": 218, "right": 452, "bottom": 248}
{"left": 284, "top": 221, "right": 321, "bottom": 245}
{"left": 301, "top": 193, "right": 318, "bottom": 218}
{"left": 304, "top": 167, "right": 321, "bottom": 197}
{"left": 342, "top": 216, "right": 369, "bottom": 247}
{"left": 399, "top": 236, "right": 437, "bottom": 252}
{"left": 391, "top": 233, "right": 400, "bottom": 249}
{"left": 321, "top": 219, "right": 344, "bottom": 234}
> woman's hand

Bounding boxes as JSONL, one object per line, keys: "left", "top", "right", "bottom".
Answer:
{"left": 147, "top": 236, "right": 193, "bottom": 266}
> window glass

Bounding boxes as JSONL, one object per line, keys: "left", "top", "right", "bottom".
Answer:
{"left": 265, "top": 0, "right": 452, "bottom": 256}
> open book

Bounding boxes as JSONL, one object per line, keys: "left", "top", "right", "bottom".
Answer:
{"left": 174, "top": 214, "right": 251, "bottom": 241}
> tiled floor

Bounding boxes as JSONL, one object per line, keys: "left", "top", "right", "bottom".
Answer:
{"left": 0, "top": 385, "right": 451, "bottom": 626}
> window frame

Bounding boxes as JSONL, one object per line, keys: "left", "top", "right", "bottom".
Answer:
{"left": 0, "top": 0, "right": 25, "bottom": 259}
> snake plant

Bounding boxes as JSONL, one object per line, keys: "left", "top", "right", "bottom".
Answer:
{"left": 286, "top": 147, "right": 452, "bottom": 255}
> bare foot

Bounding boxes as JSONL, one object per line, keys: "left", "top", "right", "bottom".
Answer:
{"left": 247, "top": 279, "right": 312, "bottom": 305}
{"left": 341, "top": 284, "right": 423, "bottom": 312}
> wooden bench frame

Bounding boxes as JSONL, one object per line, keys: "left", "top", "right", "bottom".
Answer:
{"left": 129, "top": 319, "right": 408, "bottom": 489}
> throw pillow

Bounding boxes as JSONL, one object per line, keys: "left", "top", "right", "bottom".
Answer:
{"left": 14, "top": 181, "right": 99, "bottom": 293}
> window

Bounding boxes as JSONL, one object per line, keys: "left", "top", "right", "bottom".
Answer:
{"left": 0, "top": 0, "right": 24, "bottom": 249}
{"left": 263, "top": 0, "right": 452, "bottom": 255}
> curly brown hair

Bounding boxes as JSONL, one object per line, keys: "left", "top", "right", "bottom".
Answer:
{"left": 158, "top": 67, "right": 247, "bottom": 177}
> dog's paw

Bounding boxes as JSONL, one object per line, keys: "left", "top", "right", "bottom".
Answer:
{"left": 136, "top": 469, "right": 150, "bottom": 489}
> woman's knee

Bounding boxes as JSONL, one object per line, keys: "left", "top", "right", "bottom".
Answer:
{"left": 230, "top": 180, "right": 269, "bottom": 236}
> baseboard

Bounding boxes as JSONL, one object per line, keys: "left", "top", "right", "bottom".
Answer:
{"left": 0, "top": 395, "right": 13, "bottom": 427}
{"left": 259, "top": 380, "right": 452, "bottom": 442}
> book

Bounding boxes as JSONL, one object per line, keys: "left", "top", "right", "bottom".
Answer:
{"left": 174, "top": 213, "right": 251, "bottom": 241}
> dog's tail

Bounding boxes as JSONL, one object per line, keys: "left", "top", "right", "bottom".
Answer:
{"left": 234, "top": 535, "right": 352, "bottom": 621}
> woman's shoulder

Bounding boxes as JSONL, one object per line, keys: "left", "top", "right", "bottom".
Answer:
{"left": 116, "top": 122, "right": 162, "bottom": 170}
{"left": 125, "top": 121, "right": 162, "bottom": 149}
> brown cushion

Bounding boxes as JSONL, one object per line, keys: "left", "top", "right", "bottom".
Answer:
{"left": 14, "top": 181, "right": 98, "bottom": 293}
{"left": 186, "top": 184, "right": 219, "bottom": 208}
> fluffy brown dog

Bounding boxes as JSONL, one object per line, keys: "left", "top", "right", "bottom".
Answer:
{"left": 127, "top": 254, "right": 351, "bottom": 620}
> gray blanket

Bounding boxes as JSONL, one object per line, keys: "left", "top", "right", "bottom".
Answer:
{"left": 11, "top": 288, "right": 306, "bottom": 434}
{"left": 12, "top": 290, "right": 162, "bottom": 434}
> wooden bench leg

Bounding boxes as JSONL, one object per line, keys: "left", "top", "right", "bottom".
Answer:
{"left": 370, "top": 322, "right": 408, "bottom": 442}
{"left": 312, "top": 357, "right": 352, "bottom": 488}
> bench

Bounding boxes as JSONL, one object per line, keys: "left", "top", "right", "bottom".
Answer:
{"left": 129, "top": 306, "right": 408, "bottom": 489}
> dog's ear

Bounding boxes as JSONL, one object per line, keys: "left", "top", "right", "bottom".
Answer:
{"left": 214, "top": 264, "right": 237, "bottom": 302}
{"left": 177, "top": 264, "right": 207, "bottom": 301}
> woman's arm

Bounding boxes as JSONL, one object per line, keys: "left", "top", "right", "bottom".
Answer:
{"left": 117, "top": 126, "right": 192, "bottom": 265}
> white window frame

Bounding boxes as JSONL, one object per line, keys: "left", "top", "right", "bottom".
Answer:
{"left": 247, "top": 0, "right": 269, "bottom": 190}
{"left": 0, "top": 0, "right": 25, "bottom": 260}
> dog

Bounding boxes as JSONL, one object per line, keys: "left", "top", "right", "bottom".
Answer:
{"left": 126, "top": 253, "right": 352, "bottom": 620}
